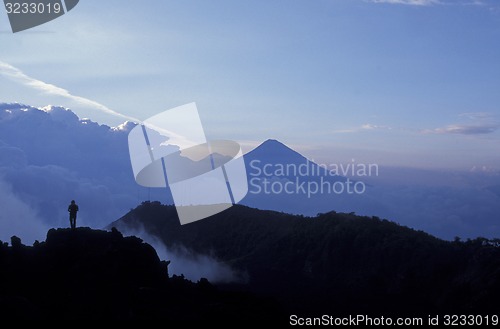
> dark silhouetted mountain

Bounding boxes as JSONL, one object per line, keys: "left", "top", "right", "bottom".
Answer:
{"left": 245, "top": 139, "right": 311, "bottom": 166}
{"left": 243, "top": 139, "right": 345, "bottom": 184}
{"left": 240, "top": 139, "right": 382, "bottom": 217}
{"left": 0, "top": 227, "right": 281, "bottom": 321}
{"left": 112, "top": 202, "right": 500, "bottom": 316}
{"left": 240, "top": 139, "right": 359, "bottom": 215}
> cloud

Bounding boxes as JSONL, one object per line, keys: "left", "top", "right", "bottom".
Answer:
{"left": 0, "top": 61, "right": 140, "bottom": 123}
{"left": 459, "top": 112, "right": 495, "bottom": 120}
{"left": 470, "top": 165, "right": 500, "bottom": 173}
{"left": 0, "top": 104, "right": 172, "bottom": 230}
{"left": 0, "top": 63, "right": 200, "bottom": 150}
{"left": 0, "top": 104, "right": 242, "bottom": 282}
{"left": 365, "top": 177, "right": 500, "bottom": 240}
{"left": 369, "top": 0, "right": 492, "bottom": 6}
{"left": 361, "top": 123, "right": 392, "bottom": 130}
{"left": 243, "top": 162, "right": 500, "bottom": 240}
{"left": 369, "top": 0, "right": 441, "bottom": 5}
{"left": 428, "top": 124, "right": 499, "bottom": 135}
{"left": 0, "top": 177, "right": 49, "bottom": 244}
{"left": 422, "top": 112, "right": 500, "bottom": 135}
{"left": 333, "top": 123, "right": 392, "bottom": 134}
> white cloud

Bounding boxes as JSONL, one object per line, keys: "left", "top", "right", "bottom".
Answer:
{"left": 332, "top": 128, "right": 360, "bottom": 134}
{"left": 424, "top": 112, "right": 500, "bottom": 135}
{"left": 333, "top": 123, "right": 393, "bottom": 134}
{"left": 369, "top": 0, "right": 491, "bottom": 6}
{"left": 372, "top": 0, "right": 500, "bottom": 9}
{"left": 424, "top": 124, "right": 499, "bottom": 135}
{"left": 370, "top": 0, "right": 441, "bottom": 6}
{"left": 0, "top": 60, "right": 140, "bottom": 123}
{"left": 459, "top": 112, "right": 495, "bottom": 120}
{"left": 361, "top": 123, "right": 392, "bottom": 130}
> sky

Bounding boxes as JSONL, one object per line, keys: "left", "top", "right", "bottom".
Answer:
{"left": 1, "top": 0, "right": 500, "bottom": 169}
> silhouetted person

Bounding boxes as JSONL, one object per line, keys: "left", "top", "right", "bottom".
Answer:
{"left": 68, "top": 200, "right": 79, "bottom": 229}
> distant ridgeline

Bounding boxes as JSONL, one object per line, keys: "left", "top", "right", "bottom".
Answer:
{"left": 113, "top": 202, "right": 500, "bottom": 316}
{"left": 0, "top": 227, "right": 280, "bottom": 321}
{"left": 1, "top": 204, "right": 500, "bottom": 321}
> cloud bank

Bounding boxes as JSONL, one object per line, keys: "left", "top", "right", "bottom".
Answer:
{"left": 0, "top": 103, "right": 172, "bottom": 237}
{"left": 0, "top": 61, "right": 140, "bottom": 123}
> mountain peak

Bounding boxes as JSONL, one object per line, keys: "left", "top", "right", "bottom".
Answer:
{"left": 246, "top": 139, "right": 307, "bottom": 162}
{"left": 262, "top": 138, "right": 281, "bottom": 144}
{"left": 250, "top": 139, "right": 302, "bottom": 157}
{"left": 260, "top": 138, "right": 287, "bottom": 148}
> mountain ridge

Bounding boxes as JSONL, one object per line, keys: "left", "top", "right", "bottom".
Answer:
{"left": 111, "top": 201, "right": 500, "bottom": 316}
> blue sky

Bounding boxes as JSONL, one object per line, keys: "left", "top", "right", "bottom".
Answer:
{"left": 1, "top": 0, "right": 500, "bottom": 169}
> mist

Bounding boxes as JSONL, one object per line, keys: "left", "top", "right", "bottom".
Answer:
{"left": 115, "top": 223, "right": 245, "bottom": 284}
{"left": 0, "top": 177, "right": 48, "bottom": 244}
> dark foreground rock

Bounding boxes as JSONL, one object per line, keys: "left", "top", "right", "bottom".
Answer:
{"left": 0, "top": 227, "right": 282, "bottom": 322}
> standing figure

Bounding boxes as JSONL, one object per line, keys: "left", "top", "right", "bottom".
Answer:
{"left": 68, "top": 200, "right": 79, "bottom": 229}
